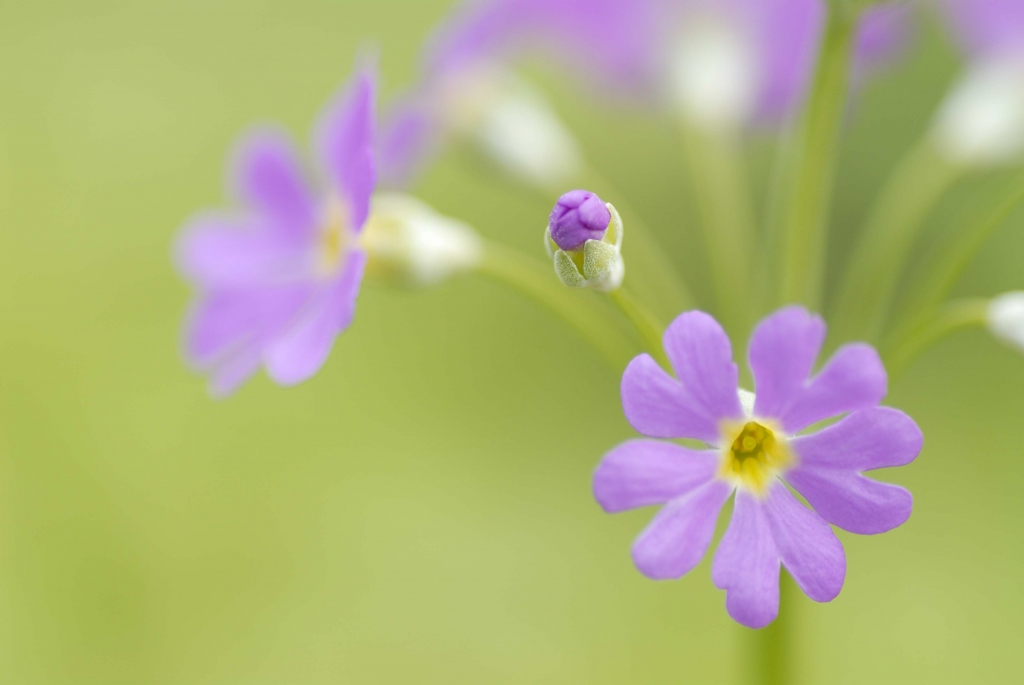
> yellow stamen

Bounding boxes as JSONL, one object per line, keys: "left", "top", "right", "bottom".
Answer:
{"left": 718, "top": 419, "right": 794, "bottom": 494}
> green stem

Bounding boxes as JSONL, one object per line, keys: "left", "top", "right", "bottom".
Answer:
{"left": 775, "top": 5, "right": 858, "bottom": 310}
{"left": 881, "top": 298, "right": 989, "bottom": 377}
{"left": 477, "top": 242, "right": 638, "bottom": 368}
{"left": 608, "top": 287, "right": 670, "bottom": 369}
{"left": 748, "top": 572, "right": 794, "bottom": 685}
{"left": 830, "top": 140, "right": 961, "bottom": 346}
{"left": 680, "top": 123, "right": 757, "bottom": 340}
{"left": 890, "top": 169, "right": 1024, "bottom": 334}
{"left": 581, "top": 166, "right": 696, "bottom": 324}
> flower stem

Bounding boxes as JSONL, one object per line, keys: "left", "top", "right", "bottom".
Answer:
{"left": 775, "top": 5, "right": 858, "bottom": 310}
{"left": 747, "top": 572, "right": 794, "bottom": 685}
{"left": 581, "top": 165, "right": 696, "bottom": 324}
{"left": 680, "top": 123, "right": 757, "bottom": 340}
{"left": 881, "top": 298, "right": 989, "bottom": 377}
{"left": 890, "top": 169, "right": 1024, "bottom": 334}
{"left": 608, "top": 287, "right": 670, "bottom": 369}
{"left": 829, "top": 140, "right": 961, "bottom": 346}
{"left": 476, "top": 241, "right": 638, "bottom": 369}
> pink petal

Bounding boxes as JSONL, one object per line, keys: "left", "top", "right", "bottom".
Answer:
{"left": 593, "top": 440, "right": 719, "bottom": 513}
{"left": 762, "top": 484, "right": 846, "bottom": 603}
{"left": 621, "top": 355, "right": 721, "bottom": 444}
{"left": 632, "top": 480, "right": 733, "bottom": 580}
{"left": 712, "top": 490, "right": 780, "bottom": 629}
{"left": 316, "top": 66, "right": 377, "bottom": 232}
{"left": 784, "top": 468, "right": 913, "bottom": 535}
{"left": 231, "top": 128, "right": 317, "bottom": 240}
{"left": 662, "top": 311, "right": 744, "bottom": 425}
{"left": 749, "top": 306, "right": 825, "bottom": 422}
{"left": 263, "top": 250, "right": 366, "bottom": 385}
{"left": 789, "top": 407, "right": 922, "bottom": 471}
{"left": 786, "top": 407, "right": 922, "bottom": 534}
{"left": 175, "top": 215, "right": 308, "bottom": 289}
{"left": 781, "top": 343, "right": 887, "bottom": 434}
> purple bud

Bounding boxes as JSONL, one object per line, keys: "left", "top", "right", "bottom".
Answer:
{"left": 548, "top": 190, "right": 611, "bottom": 251}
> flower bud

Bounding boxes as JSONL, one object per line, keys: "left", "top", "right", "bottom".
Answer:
{"left": 549, "top": 190, "right": 611, "bottom": 251}
{"left": 362, "top": 193, "right": 482, "bottom": 287}
{"left": 545, "top": 195, "right": 624, "bottom": 292}
{"left": 988, "top": 291, "right": 1024, "bottom": 351}
{"left": 931, "top": 55, "right": 1024, "bottom": 167}
{"left": 433, "top": 63, "right": 583, "bottom": 190}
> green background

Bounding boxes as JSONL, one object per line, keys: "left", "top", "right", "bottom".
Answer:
{"left": 2, "top": 1, "right": 1024, "bottom": 683}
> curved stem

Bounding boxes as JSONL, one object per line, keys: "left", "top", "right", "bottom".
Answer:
{"left": 747, "top": 573, "right": 794, "bottom": 685}
{"left": 881, "top": 298, "right": 989, "bottom": 377}
{"left": 890, "top": 169, "right": 1024, "bottom": 333}
{"left": 680, "top": 123, "right": 757, "bottom": 340}
{"left": 581, "top": 165, "right": 697, "bottom": 324}
{"left": 775, "top": 5, "right": 858, "bottom": 310}
{"left": 608, "top": 287, "right": 670, "bottom": 368}
{"left": 829, "top": 140, "right": 961, "bottom": 346}
{"left": 476, "top": 241, "right": 638, "bottom": 369}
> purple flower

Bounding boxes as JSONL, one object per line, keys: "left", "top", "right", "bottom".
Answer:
{"left": 943, "top": 0, "right": 1024, "bottom": 58}
{"left": 593, "top": 307, "right": 922, "bottom": 628}
{"left": 175, "top": 67, "right": 377, "bottom": 396}
{"left": 549, "top": 190, "right": 611, "bottom": 251}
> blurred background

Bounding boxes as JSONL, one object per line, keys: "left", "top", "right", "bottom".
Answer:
{"left": 2, "top": 1, "right": 1024, "bottom": 683}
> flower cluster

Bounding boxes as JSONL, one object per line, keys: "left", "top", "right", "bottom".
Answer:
{"left": 173, "top": 0, "right": 1024, "bottom": 633}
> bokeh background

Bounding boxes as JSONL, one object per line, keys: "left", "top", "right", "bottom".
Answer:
{"left": 2, "top": 1, "right": 1024, "bottom": 683}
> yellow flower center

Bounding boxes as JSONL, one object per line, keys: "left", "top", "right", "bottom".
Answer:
{"left": 718, "top": 419, "right": 794, "bottom": 494}
{"left": 315, "top": 196, "right": 353, "bottom": 277}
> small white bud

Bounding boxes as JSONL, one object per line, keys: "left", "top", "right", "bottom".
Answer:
{"left": 931, "top": 55, "right": 1024, "bottom": 167}
{"left": 668, "top": 16, "right": 757, "bottom": 130}
{"left": 987, "top": 291, "right": 1024, "bottom": 351}
{"left": 362, "top": 193, "right": 482, "bottom": 287}
{"left": 545, "top": 202, "right": 625, "bottom": 292}
{"left": 432, "top": 63, "right": 583, "bottom": 190}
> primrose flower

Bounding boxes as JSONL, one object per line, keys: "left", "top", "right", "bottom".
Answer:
{"left": 545, "top": 190, "right": 624, "bottom": 292}
{"left": 594, "top": 307, "right": 922, "bottom": 628}
{"left": 933, "top": 0, "right": 1024, "bottom": 166}
{"left": 175, "top": 67, "right": 377, "bottom": 396}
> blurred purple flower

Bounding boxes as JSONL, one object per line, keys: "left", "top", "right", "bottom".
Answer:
{"left": 175, "top": 67, "right": 377, "bottom": 396}
{"left": 932, "top": 0, "right": 1024, "bottom": 165}
{"left": 593, "top": 307, "right": 921, "bottom": 628}
{"left": 943, "top": 0, "right": 1024, "bottom": 57}
{"left": 380, "top": 0, "right": 912, "bottom": 185}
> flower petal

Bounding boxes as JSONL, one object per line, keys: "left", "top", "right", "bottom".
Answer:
{"left": 378, "top": 95, "right": 438, "bottom": 188}
{"left": 593, "top": 440, "right": 719, "bottom": 513}
{"left": 749, "top": 306, "right": 825, "bottom": 422}
{"left": 632, "top": 480, "right": 732, "bottom": 580}
{"left": 663, "top": 311, "right": 743, "bottom": 425}
{"left": 786, "top": 407, "right": 921, "bottom": 534}
{"left": 184, "top": 284, "right": 310, "bottom": 367}
{"left": 762, "top": 484, "right": 846, "bottom": 603}
{"left": 780, "top": 343, "right": 888, "bottom": 434}
{"left": 621, "top": 354, "right": 720, "bottom": 443}
{"left": 263, "top": 250, "right": 367, "bottom": 385}
{"left": 784, "top": 469, "right": 913, "bottom": 535}
{"left": 175, "top": 214, "right": 308, "bottom": 288}
{"left": 789, "top": 407, "right": 922, "bottom": 471}
{"left": 232, "top": 129, "right": 317, "bottom": 239}
{"left": 208, "top": 343, "right": 263, "bottom": 398}
{"left": 316, "top": 67, "right": 377, "bottom": 232}
{"left": 712, "top": 490, "right": 780, "bottom": 629}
